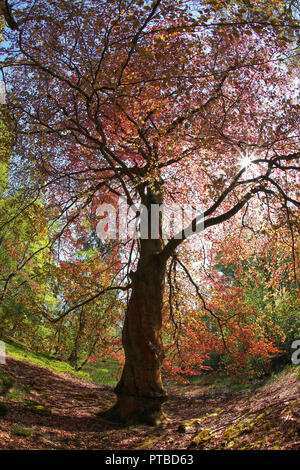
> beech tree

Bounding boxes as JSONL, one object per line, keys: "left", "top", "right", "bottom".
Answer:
{"left": 1, "top": 0, "right": 299, "bottom": 424}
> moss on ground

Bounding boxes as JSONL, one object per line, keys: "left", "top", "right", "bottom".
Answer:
{"left": 11, "top": 425, "right": 33, "bottom": 437}
{"left": 189, "top": 398, "right": 299, "bottom": 450}
{"left": 0, "top": 369, "right": 14, "bottom": 395}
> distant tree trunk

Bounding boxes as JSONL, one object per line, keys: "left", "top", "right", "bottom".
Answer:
{"left": 68, "top": 306, "right": 85, "bottom": 370}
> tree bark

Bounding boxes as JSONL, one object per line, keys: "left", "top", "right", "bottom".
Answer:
{"left": 102, "top": 239, "right": 168, "bottom": 425}
{"left": 101, "top": 183, "right": 169, "bottom": 425}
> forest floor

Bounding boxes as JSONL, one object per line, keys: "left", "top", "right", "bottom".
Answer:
{"left": 0, "top": 355, "right": 299, "bottom": 450}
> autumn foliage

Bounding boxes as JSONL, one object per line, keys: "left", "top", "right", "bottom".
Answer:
{"left": 0, "top": 0, "right": 299, "bottom": 423}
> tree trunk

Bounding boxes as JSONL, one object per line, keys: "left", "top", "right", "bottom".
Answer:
{"left": 68, "top": 306, "right": 85, "bottom": 370}
{"left": 102, "top": 235, "right": 168, "bottom": 425}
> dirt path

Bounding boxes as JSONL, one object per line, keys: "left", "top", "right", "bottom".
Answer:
{"left": 0, "top": 356, "right": 299, "bottom": 450}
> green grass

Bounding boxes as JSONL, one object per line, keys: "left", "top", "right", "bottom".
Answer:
{"left": 259, "top": 364, "right": 300, "bottom": 388}
{"left": 5, "top": 341, "right": 90, "bottom": 381}
{"left": 3, "top": 339, "right": 121, "bottom": 386}
{"left": 182, "top": 372, "right": 252, "bottom": 391}
{"left": 82, "top": 359, "right": 121, "bottom": 387}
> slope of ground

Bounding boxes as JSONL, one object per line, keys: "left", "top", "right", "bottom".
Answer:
{"left": 0, "top": 354, "right": 299, "bottom": 450}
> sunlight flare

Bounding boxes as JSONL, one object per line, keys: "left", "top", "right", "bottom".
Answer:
{"left": 239, "top": 155, "right": 253, "bottom": 169}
